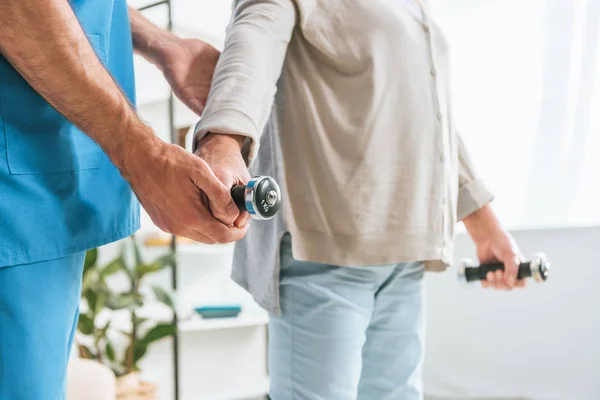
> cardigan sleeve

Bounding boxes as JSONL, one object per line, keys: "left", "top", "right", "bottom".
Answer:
{"left": 456, "top": 132, "right": 495, "bottom": 220}
{"left": 193, "top": 0, "right": 297, "bottom": 164}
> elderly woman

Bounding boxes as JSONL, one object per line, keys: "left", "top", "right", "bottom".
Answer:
{"left": 194, "top": 0, "right": 524, "bottom": 398}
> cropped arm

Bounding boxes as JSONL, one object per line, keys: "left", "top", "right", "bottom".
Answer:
{"left": 193, "top": 0, "right": 297, "bottom": 164}
{"left": 456, "top": 132, "right": 495, "bottom": 220}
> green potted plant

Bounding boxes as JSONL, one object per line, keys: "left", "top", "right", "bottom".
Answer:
{"left": 77, "top": 236, "right": 176, "bottom": 399}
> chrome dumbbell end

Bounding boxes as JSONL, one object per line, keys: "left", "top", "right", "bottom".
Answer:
{"left": 231, "top": 176, "right": 282, "bottom": 220}
{"left": 530, "top": 252, "right": 550, "bottom": 283}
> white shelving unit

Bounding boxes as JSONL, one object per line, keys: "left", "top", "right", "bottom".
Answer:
{"left": 140, "top": 232, "right": 269, "bottom": 400}
{"left": 128, "top": 1, "right": 269, "bottom": 397}
{"left": 179, "top": 313, "right": 269, "bottom": 333}
{"left": 175, "top": 242, "right": 234, "bottom": 256}
{"left": 145, "top": 241, "right": 234, "bottom": 256}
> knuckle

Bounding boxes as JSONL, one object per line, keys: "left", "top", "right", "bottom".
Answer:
{"left": 214, "top": 185, "right": 232, "bottom": 202}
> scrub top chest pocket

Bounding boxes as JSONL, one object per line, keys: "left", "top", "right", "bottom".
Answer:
{"left": 0, "top": 33, "right": 106, "bottom": 175}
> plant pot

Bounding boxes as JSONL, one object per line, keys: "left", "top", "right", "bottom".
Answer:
{"left": 116, "top": 373, "right": 157, "bottom": 400}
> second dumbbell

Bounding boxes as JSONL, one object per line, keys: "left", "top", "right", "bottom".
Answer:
{"left": 457, "top": 253, "right": 550, "bottom": 284}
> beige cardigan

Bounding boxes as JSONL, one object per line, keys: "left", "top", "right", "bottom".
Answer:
{"left": 195, "top": 0, "right": 493, "bottom": 269}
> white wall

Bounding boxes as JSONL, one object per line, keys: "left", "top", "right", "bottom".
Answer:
{"left": 424, "top": 226, "right": 600, "bottom": 400}
{"left": 430, "top": 0, "right": 600, "bottom": 229}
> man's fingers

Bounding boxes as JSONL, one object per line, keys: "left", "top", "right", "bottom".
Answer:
{"left": 180, "top": 230, "right": 217, "bottom": 245}
{"left": 190, "top": 160, "right": 239, "bottom": 225}
{"left": 234, "top": 211, "right": 251, "bottom": 228}
{"left": 203, "top": 221, "right": 249, "bottom": 243}
{"left": 194, "top": 205, "right": 248, "bottom": 243}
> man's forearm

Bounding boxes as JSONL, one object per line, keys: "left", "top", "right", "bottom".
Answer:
{"left": 0, "top": 0, "right": 153, "bottom": 171}
{"left": 129, "top": 7, "right": 177, "bottom": 67}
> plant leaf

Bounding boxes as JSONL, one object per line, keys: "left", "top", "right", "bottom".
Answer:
{"left": 81, "top": 269, "right": 95, "bottom": 292}
{"left": 136, "top": 254, "right": 175, "bottom": 277}
{"left": 152, "top": 286, "right": 176, "bottom": 310}
{"left": 95, "top": 291, "right": 106, "bottom": 316}
{"left": 84, "top": 290, "right": 97, "bottom": 314}
{"left": 124, "top": 341, "right": 149, "bottom": 368}
{"left": 106, "top": 341, "right": 115, "bottom": 362}
{"left": 131, "top": 235, "right": 144, "bottom": 266}
{"left": 141, "top": 323, "right": 176, "bottom": 346}
{"left": 105, "top": 293, "right": 142, "bottom": 311}
{"left": 78, "top": 313, "right": 95, "bottom": 336}
{"left": 133, "top": 342, "right": 148, "bottom": 365}
{"left": 98, "top": 321, "right": 111, "bottom": 338}
{"left": 134, "top": 316, "right": 149, "bottom": 328}
{"left": 99, "top": 257, "right": 125, "bottom": 280}
{"left": 83, "top": 248, "right": 98, "bottom": 276}
{"left": 118, "top": 244, "right": 134, "bottom": 282}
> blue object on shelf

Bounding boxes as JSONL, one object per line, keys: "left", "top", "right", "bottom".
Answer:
{"left": 194, "top": 305, "right": 242, "bottom": 319}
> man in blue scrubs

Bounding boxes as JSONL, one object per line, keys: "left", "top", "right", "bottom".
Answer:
{"left": 0, "top": 1, "right": 249, "bottom": 398}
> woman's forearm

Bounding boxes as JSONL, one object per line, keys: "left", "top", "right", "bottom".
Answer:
{"left": 463, "top": 204, "right": 504, "bottom": 245}
{"left": 194, "top": 0, "right": 297, "bottom": 163}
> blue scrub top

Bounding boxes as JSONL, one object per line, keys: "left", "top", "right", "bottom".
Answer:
{"left": 0, "top": 0, "right": 140, "bottom": 267}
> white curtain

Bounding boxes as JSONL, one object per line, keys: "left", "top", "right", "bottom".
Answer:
{"left": 430, "top": 0, "right": 600, "bottom": 229}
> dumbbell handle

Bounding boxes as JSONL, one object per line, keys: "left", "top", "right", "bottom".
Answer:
{"left": 459, "top": 253, "right": 550, "bottom": 284}
{"left": 463, "top": 261, "right": 532, "bottom": 282}
{"left": 231, "top": 185, "right": 248, "bottom": 212}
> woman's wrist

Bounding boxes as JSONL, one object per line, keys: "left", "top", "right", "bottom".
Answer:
{"left": 462, "top": 203, "right": 504, "bottom": 246}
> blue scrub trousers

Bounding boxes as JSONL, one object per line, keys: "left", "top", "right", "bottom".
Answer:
{"left": 269, "top": 234, "right": 425, "bottom": 400}
{"left": 0, "top": 252, "right": 84, "bottom": 400}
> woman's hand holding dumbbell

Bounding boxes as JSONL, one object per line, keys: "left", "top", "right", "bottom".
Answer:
{"left": 462, "top": 205, "right": 526, "bottom": 290}
{"left": 195, "top": 132, "right": 282, "bottom": 227}
{"left": 194, "top": 132, "right": 253, "bottom": 229}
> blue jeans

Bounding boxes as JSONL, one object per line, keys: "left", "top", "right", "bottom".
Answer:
{"left": 0, "top": 252, "right": 84, "bottom": 400}
{"left": 269, "top": 234, "right": 425, "bottom": 400}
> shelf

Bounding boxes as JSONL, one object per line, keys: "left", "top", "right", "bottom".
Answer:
{"left": 176, "top": 242, "right": 234, "bottom": 256}
{"left": 178, "top": 313, "right": 269, "bottom": 333}
{"left": 143, "top": 234, "right": 234, "bottom": 256}
{"left": 209, "top": 377, "right": 270, "bottom": 400}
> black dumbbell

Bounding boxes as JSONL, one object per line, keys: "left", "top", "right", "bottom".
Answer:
{"left": 457, "top": 253, "right": 550, "bottom": 284}
{"left": 230, "top": 176, "right": 282, "bottom": 220}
